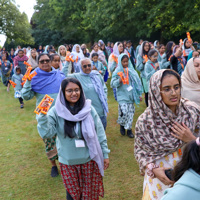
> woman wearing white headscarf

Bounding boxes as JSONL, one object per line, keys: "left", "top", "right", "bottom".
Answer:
{"left": 26, "top": 47, "right": 31, "bottom": 58}
{"left": 27, "top": 49, "right": 38, "bottom": 69}
{"left": 71, "top": 44, "right": 84, "bottom": 73}
{"left": 181, "top": 57, "right": 200, "bottom": 106}
{"left": 108, "top": 42, "right": 128, "bottom": 100}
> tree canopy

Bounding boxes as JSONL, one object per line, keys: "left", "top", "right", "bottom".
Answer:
{"left": 28, "top": 0, "right": 200, "bottom": 47}
{"left": 1, "top": 0, "right": 34, "bottom": 47}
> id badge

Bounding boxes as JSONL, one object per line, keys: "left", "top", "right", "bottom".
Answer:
{"left": 75, "top": 140, "right": 85, "bottom": 148}
{"left": 127, "top": 85, "right": 133, "bottom": 92}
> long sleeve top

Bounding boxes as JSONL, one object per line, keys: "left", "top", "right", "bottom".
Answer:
{"left": 136, "top": 54, "right": 146, "bottom": 78}
{"left": 37, "top": 106, "right": 110, "bottom": 165}
{"left": 144, "top": 60, "right": 162, "bottom": 92}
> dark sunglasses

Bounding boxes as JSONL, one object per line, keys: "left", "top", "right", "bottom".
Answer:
{"left": 83, "top": 64, "right": 91, "bottom": 68}
{"left": 39, "top": 59, "right": 50, "bottom": 64}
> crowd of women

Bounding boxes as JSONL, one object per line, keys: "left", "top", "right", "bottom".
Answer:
{"left": 1, "top": 37, "right": 200, "bottom": 200}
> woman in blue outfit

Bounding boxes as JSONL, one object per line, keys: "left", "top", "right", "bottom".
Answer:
{"left": 111, "top": 53, "right": 143, "bottom": 138}
{"left": 136, "top": 41, "right": 151, "bottom": 106}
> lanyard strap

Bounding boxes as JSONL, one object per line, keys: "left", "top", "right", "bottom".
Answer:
{"left": 74, "top": 123, "right": 80, "bottom": 139}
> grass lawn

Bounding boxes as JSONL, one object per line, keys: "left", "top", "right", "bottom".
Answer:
{"left": 0, "top": 79, "right": 146, "bottom": 200}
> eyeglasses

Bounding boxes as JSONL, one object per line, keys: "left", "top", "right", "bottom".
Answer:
{"left": 65, "top": 88, "right": 80, "bottom": 94}
{"left": 160, "top": 85, "right": 181, "bottom": 95}
{"left": 39, "top": 59, "right": 50, "bottom": 64}
{"left": 82, "top": 64, "right": 91, "bottom": 68}
{"left": 151, "top": 56, "right": 158, "bottom": 59}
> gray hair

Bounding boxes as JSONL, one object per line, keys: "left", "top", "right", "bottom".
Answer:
{"left": 80, "top": 57, "right": 92, "bottom": 67}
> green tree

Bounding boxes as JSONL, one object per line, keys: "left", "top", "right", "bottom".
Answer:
{"left": 0, "top": 0, "right": 34, "bottom": 46}
{"left": 31, "top": 0, "right": 88, "bottom": 46}
{"left": 31, "top": 0, "right": 200, "bottom": 45}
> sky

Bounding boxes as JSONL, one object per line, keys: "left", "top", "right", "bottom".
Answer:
{"left": 0, "top": 0, "right": 36, "bottom": 46}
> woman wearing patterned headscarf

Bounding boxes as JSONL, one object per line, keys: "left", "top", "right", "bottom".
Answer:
{"left": 134, "top": 69, "right": 200, "bottom": 200}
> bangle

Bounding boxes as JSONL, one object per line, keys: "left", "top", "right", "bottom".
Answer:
{"left": 147, "top": 163, "right": 159, "bottom": 178}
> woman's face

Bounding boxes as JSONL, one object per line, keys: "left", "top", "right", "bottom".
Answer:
{"left": 193, "top": 51, "right": 199, "bottom": 58}
{"left": 150, "top": 52, "right": 158, "bottom": 63}
{"left": 31, "top": 50, "right": 36, "bottom": 58}
{"left": 81, "top": 59, "right": 92, "bottom": 74}
{"left": 159, "top": 46, "right": 165, "bottom": 54}
{"left": 94, "top": 45, "right": 98, "bottom": 52}
{"left": 111, "top": 43, "right": 114, "bottom": 48}
{"left": 160, "top": 75, "right": 181, "bottom": 109}
{"left": 38, "top": 55, "right": 51, "bottom": 72}
{"left": 185, "top": 40, "right": 191, "bottom": 48}
{"left": 193, "top": 58, "right": 200, "bottom": 79}
{"left": 18, "top": 51, "right": 24, "bottom": 57}
{"left": 51, "top": 55, "right": 60, "bottom": 69}
{"left": 121, "top": 57, "right": 129, "bottom": 68}
{"left": 65, "top": 82, "right": 81, "bottom": 106}
{"left": 144, "top": 43, "right": 150, "bottom": 52}
{"left": 76, "top": 46, "right": 80, "bottom": 53}
{"left": 118, "top": 43, "right": 124, "bottom": 54}
{"left": 60, "top": 46, "right": 66, "bottom": 56}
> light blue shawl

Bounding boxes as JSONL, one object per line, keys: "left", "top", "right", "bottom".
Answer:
{"left": 80, "top": 69, "right": 108, "bottom": 116}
